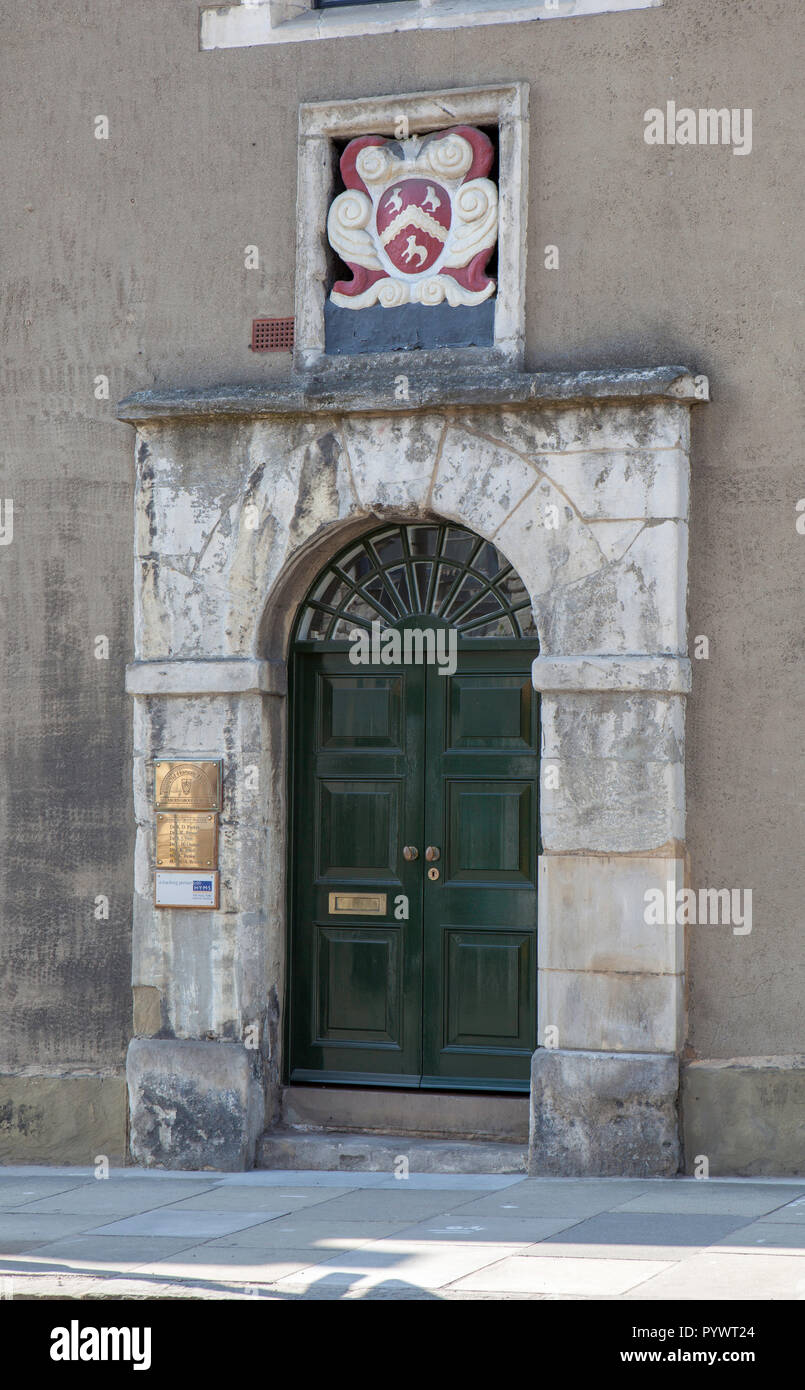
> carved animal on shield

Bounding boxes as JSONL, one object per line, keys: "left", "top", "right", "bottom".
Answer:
{"left": 402, "top": 235, "right": 428, "bottom": 268}
{"left": 386, "top": 186, "right": 403, "bottom": 214}
{"left": 422, "top": 185, "right": 441, "bottom": 212}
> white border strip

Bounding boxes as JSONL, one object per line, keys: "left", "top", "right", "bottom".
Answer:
{"left": 201, "top": 0, "right": 663, "bottom": 52}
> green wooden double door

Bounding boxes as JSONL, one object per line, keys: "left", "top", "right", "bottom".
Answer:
{"left": 289, "top": 644, "right": 539, "bottom": 1091}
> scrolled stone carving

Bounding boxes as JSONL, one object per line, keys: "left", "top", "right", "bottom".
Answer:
{"left": 376, "top": 278, "right": 408, "bottom": 308}
{"left": 328, "top": 125, "right": 498, "bottom": 310}
{"left": 423, "top": 131, "right": 474, "bottom": 181}
{"left": 355, "top": 143, "right": 393, "bottom": 186}
{"left": 326, "top": 190, "right": 379, "bottom": 270}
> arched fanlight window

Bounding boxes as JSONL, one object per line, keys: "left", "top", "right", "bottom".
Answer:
{"left": 295, "top": 523, "right": 537, "bottom": 641}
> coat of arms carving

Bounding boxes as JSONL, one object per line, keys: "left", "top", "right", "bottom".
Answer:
{"left": 327, "top": 126, "right": 498, "bottom": 310}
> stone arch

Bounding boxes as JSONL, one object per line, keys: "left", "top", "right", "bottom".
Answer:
{"left": 249, "top": 417, "right": 607, "bottom": 667}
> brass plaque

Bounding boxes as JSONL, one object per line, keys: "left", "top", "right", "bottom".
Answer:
{"left": 328, "top": 892, "right": 387, "bottom": 916}
{"left": 154, "top": 759, "right": 221, "bottom": 811}
{"left": 156, "top": 812, "right": 218, "bottom": 869}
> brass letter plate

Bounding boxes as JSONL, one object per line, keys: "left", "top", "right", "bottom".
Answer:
{"left": 156, "top": 812, "right": 218, "bottom": 869}
{"left": 155, "top": 759, "right": 222, "bottom": 811}
{"left": 328, "top": 892, "right": 387, "bottom": 916}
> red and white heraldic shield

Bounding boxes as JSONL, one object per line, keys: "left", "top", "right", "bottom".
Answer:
{"left": 376, "top": 177, "right": 452, "bottom": 274}
{"left": 326, "top": 126, "right": 499, "bottom": 310}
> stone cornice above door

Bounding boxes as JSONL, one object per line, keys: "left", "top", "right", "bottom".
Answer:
{"left": 117, "top": 364, "right": 705, "bottom": 424}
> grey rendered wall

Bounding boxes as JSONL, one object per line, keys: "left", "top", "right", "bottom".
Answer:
{"left": 0, "top": 0, "right": 802, "bottom": 1159}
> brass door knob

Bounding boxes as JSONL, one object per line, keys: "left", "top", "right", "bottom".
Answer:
{"left": 425, "top": 846, "right": 440, "bottom": 861}
{"left": 402, "top": 845, "right": 419, "bottom": 861}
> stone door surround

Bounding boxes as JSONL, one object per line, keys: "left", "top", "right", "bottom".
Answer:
{"left": 120, "top": 364, "right": 705, "bottom": 1174}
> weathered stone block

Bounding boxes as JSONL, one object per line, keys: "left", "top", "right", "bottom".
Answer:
{"left": 133, "top": 897, "right": 268, "bottom": 1040}
{"left": 493, "top": 478, "right": 606, "bottom": 599}
{"left": 538, "top": 855, "right": 684, "bottom": 975}
{"left": 342, "top": 413, "right": 445, "bottom": 511}
{"left": 540, "top": 693, "right": 685, "bottom": 763}
{"left": 127, "top": 1038, "right": 264, "bottom": 1171}
{"left": 0, "top": 1075, "right": 128, "bottom": 1166}
{"left": 536, "top": 520, "right": 688, "bottom": 656}
{"left": 538, "top": 968, "right": 684, "bottom": 1053}
{"left": 461, "top": 400, "right": 690, "bottom": 457}
{"left": 133, "top": 693, "right": 267, "bottom": 758}
{"left": 535, "top": 448, "right": 689, "bottom": 521}
{"left": 539, "top": 755, "right": 685, "bottom": 852}
{"left": 159, "top": 915, "right": 242, "bottom": 1036}
{"left": 137, "top": 484, "right": 227, "bottom": 560}
{"left": 682, "top": 1058, "right": 805, "bottom": 1177}
{"left": 432, "top": 427, "right": 538, "bottom": 537}
{"left": 529, "top": 1049, "right": 680, "bottom": 1177}
{"left": 533, "top": 656, "right": 691, "bottom": 696}
{"left": 138, "top": 558, "right": 227, "bottom": 661}
{"left": 132, "top": 985, "right": 163, "bottom": 1037}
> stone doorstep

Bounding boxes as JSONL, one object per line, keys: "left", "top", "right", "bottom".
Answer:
{"left": 281, "top": 1086, "right": 530, "bottom": 1143}
{"left": 257, "top": 1130, "right": 528, "bottom": 1175}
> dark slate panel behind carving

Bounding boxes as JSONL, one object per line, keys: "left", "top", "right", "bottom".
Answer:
{"left": 325, "top": 299, "right": 495, "bottom": 356}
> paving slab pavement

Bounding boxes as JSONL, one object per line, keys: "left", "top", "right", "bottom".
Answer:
{"left": 0, "top": 1166, "right": 803, "bottom": 1300}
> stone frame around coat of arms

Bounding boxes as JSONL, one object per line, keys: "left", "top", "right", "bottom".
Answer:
{"left": 294, "top": 84, "right": 529, "bottom": 371}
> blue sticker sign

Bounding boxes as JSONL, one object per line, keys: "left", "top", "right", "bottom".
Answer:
{"left": 155, "top": 870, "right": 219, "bottom": 910}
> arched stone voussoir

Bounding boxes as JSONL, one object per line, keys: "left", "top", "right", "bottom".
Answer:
{"left": 222, "top": 425, "right": 363, "bottom": 656}
{"left": 535, "top": 518, "right": 688, "bottom": 658}
{"left": 431, "top": 426, "right": 539, "bottom": 537}
{"left": 428, "top": 428, "right": 606, "bottom": 647}
{"left": 493, "top": 478, "right": 608, "bottom": 603}
{"left": 340, "top": 412, "right": 446, "bottom": 513}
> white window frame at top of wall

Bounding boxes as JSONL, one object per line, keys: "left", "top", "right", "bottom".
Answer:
{"left": 200, "top": 0, "right": 663, "bottom": 51}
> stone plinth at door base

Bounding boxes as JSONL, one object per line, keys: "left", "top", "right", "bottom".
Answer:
{"left": 529, "top": 1049, "right": 680, "bottom": 1177}
{"left": 127, "top": 1039, "right": 264, "bottom": 1171}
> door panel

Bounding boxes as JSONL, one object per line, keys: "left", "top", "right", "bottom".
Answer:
{"left": 320, "top": 673, "right": 403, "bottom": 748}
{"left": 317, "top": 780, "right": 401, "bottom": 879}
{"left": 445, "top": 930, "right": 534, "bottom": 1047}
{"left": 316, "top": 926, "right": 402, "bottom": 1042}
{"left": 446, "top": 782, "right": 535, "bottom": 883}
{"left": 421, "top": 651, "right": 538, "bottom": 1091}
{"left": 448, "top": 675, "right": 534, "bottom": 749}
{"left": 290, "top": 656, "right": 425, "bottom": 1084}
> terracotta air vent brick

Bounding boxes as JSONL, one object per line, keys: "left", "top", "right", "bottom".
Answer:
{"left": 250, "top": 316, "right": 294, "bottom": 352}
